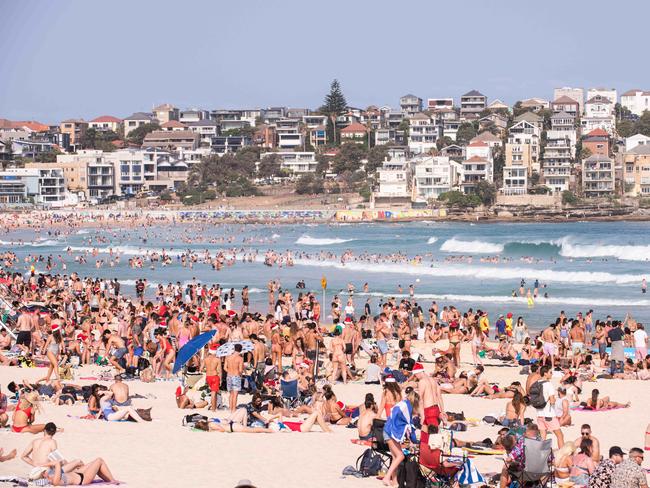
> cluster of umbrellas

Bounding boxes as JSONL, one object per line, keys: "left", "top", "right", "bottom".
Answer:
{"left": 172, "top": 330, "right": 253, "bottom": 373}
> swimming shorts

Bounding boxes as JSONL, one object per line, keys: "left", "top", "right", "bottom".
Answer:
{"left": 420, "top": 405, "right": 441, "bottom": 444}
{"left": 542, "top": 342, "right": 556, "bottom": 356}
{"left": 377, "top": 339, "right": 388, "bottom": 355}
{"left": 206, "top": 375, "right": 220, "bottom": 392}
{"left": 571, "top": 342, "right": 583, "bottom": 354}
{"left": 113, "top": 347, "right": 127, "bottom": 360}
{"left": 226, "top": 375, "right": 242, "bottom": 392}
{"left": 16, "top": 331, "right": 31, "bottom": 347}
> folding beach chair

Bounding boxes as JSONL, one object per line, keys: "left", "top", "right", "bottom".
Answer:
{"left": 280, "top": 379, "right": 299, "bottom": 408}
{"left": 509, "top": 437, "right": 554, "bottom": 487}
{"left": 369, "top": 419, "right": 392, "bottom": 471}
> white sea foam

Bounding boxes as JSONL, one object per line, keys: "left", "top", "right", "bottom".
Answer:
{"left": 440, "top": 238, "right": 504, "bottom": 254}
{"left": 560, "top": 242, "right": 650, "bottom": 261}
{"left": 295, "top": 235, "right": 355, "bottom": 246}
{"left": 66, "top": 245, "right": 169, "bottom": 256}
{"left": 291, "top": 258, "right": 642, "bottom": 285}
{"left": 271, "top": 233, "right": 280, "bottom": 239}
{"left": 426, "top": 237, "right": 438, "bottom": 244}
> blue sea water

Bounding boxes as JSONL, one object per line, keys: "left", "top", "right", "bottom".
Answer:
{"left": 3, "top": 220, "right": 650, "bottom": 331}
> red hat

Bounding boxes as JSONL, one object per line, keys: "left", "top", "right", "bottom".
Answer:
{"left": 208, "top": 343, "right": 218, "bottom": 354}
{"left": 227, "top": 310, "right": 237, "bottom": 317}
{"left": 51, "top": 323, "right": 60, "bottom": 332}
{"left": 412, "top": 362, "right": 425, "bottom": 373}
{"left": 507, "top": 312, "right": 513, "bottom": 318}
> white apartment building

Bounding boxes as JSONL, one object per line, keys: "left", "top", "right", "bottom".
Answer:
{"left": 582, "top": 154, "right": 614, "bottom": 197}
{"left": 408, "top": 113, "right": 437, "bottom": 154}
{"left": 0, "top": 168, "right": 67, "bottom": 206}
{"left": 104, "top": 149, "right": 146, "bottom": 195}
{"left": 260, "top": 152, "right": 317, "bottom": 174}
{"left": 507, "top": 120, "right": 540, "bottom": 172}
{"left": 400, "top": 94, "right": 422, "bottom": 115}
{"left": 375, "top": 160, "right": 410, "bottom": 198}
{"left": 587, "top": 88, "right": 617, "bottom": 105}
{"left": 625, "top": 134, "right": 650, "bottom": 152}
{"left": 502, "top": 166, "right": 528, "bottom": 195}
{"left": 275, "top": 119, "right": 303, "bottom": 149}
{"left": 620, "top": 89, "right": 650, "bottom": 117}
{"left": 541, "top": 136, "right": 573, "bottom": 193}
{"left": 412, "top": 156, "right": 462, "bottom": 201}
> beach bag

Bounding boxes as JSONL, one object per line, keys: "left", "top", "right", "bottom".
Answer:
{"left": 528, "top": 380, "right": 547, "bottom": 409}
{"left": 356, "top": 448, "right": 382, "bottom": 477}
{"left": 397, "top": 458, "right": 426, "bottom": 488}
{"left": 182, "top": 413, "right": 207, "bottom": 427}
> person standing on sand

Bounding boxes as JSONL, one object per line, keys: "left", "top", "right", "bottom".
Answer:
{"left": 375, "top": 313, "right": 390, "bottom": 368}
{"left": 224, "top": 343, "right": 244, "bottom": 413}
{"left": 414, "top": 362, "right": 445, "bottom": 445}
{"left": 541, "top": 323, "right": 558, "bottom": 369}
{"left": 205, "top": 343, "right": 221, "bottom": 411}
{"left": 534, "top": 365, "right": 564, "bottom": 448}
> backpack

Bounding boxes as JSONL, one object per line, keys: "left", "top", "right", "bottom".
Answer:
{"left": 356, "top": 449, "right": 382, "bottom": 477}
{"left": 529, "top": 380, "right": 547, "bottom": 409}
{"left": 397, "top": 458, "right": 426, "bottom": 488}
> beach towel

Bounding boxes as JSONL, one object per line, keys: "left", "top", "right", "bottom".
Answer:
{"left": 570, "top": 405, "right": 627, "bottom": 412}
{"left": 0, "top": 475, "right": 28, "bottom": 487}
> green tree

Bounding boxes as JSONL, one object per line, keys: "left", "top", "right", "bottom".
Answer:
{"left": 365, "top": 145, "right": 389, "bottom": 174}
{"left": 258, "top": 153, "right": 282, "bottom": 178}
{"left": 537, "top": 108, "right": 553, "bottom": 130}
{"left": 636, "top": 111, "right": 650, "bottom": 136}
{"left": 438, "top": 191, "right": 481, "bottom": 208}
{"left": 332, "top": 143, "right": 366, "bottom": 174}
{"left": 512, "top": 101, "right": 525, "bottom": 118}
{"left": 475, "top": 180, "right": 497, "bottom": 206}
{"left": 617, "top": 119, "right": 636, "bottom": 138}
{"left": 456, "top": 122, "right": 477, "bottom": 145}
{"left": 579, "top": 146, "right": 592, "bottom": 160}
{"left": 127, "top": 123, "right": 160, "bottom": 145}
{"left": 436, "top": 136, "right": 454, "bottom": 151}
{"left": 320, "top": 79, "right": 348, "bottom": 144}
{"left": 295, "top": 173, "right": 324, "bottom": 194}
{"left": 562, "top": 190, "right": 578, "bottom": 206}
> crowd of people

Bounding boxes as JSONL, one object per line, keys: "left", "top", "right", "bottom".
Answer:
{"left": 0, "top": 256, "right": 648, "bottom": 487}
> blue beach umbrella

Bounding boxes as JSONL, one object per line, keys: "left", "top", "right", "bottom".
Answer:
{"left": 172, "top": 330, "right": 216, "bottom": 374}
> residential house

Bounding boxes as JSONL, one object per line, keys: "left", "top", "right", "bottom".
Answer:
{"left": 548, "top": 112, "right": 577, "bottom": 150}
{"left": 582, "top": 128, "right": 609, "bottom": 156}
{"left": 160, "top": 120, "right": 187, "bottom": 131}
{"left": 123, "top": 112, "right": 156, "bottom": 138}
{"left": 553, "top": 87, "right": 584, "bottom": 113}
{"left": 241, "top": 109, "right": 262, "bottom": 127}
{"left": 514, "top": 111, "right": 544, "bottom": 132}
{"left": 309, "top": 126, "right": 327, "bottom": 147}
{"left": 519, "top": 98, "right": 550, "bottom": 112}
{"left": 460, "top": 90, "right": 487, "bottom": 119}
{"left": 179, "top": 109, "right": 209, "bottom": 124}
{"left": 386, "top": 146, "right": 409, "bottom": 160}
{"left": 185, "top": 120, "right": 219, "bottom": 146}
{"left": 487, "top": 99, "right": 509, "bottom": 112}
{"left": 302, "top": 115, "right": 328, "bottom": 129}
{"left": 587, "top": 88, "right": 617, "bottom": 105}
{"left": 412, "top": 156, "right": 463, "bottom": 201}
{"left": 407, "top": 114, "right": 436, "bottom": 154}
{"left": 142, "top": 130, "right": 199, "bottom": 150}
{"left": 212, "top": 135, "right": 251, "bottom": 154}
{"left": 400, "top": 94, "right": 422, "bottom": 115}
{"left": 104, "top": 149, "right": 147, "bottom": 196}
{"left": 582, "top": 154, "right": 614, "bottom": 197}
{"left": 620, "top": 89, "right": 650, "bottom": 117}
{"left": 260, "top": 107, "right": 286, "bottom": 125}
{"left": 581, "top": 95, "right": 615, "bottom": 135}
{"left": 360, "top": 108, "right": 382, "bottom": 130}
{"left": 551, "top": 96, "right": 580, "bottom": 116}
{"left": 0, "top": 140, "right": 11, "bottom": 163}
{"left": 152, "top": 104, "right": 179, "bottom": 124}
{"left": 340, "top": 122, "right": 368, "bottom": 145}
{"left": 372, "top": 159, "right": 411, "bottom": 207}
{"left": 253, "top": 125, "right": 276, "bottom": 149}
{"left": 89, "top": 116, "right": 121, "bottom": 133}
{"left": 260, "top": 152, "right": 317, "bottom": 174}
{"left": 440, "top": 144, "right": 464, "bottom": 161}
{"left": 275, "top": 118, "right": 303, "bottom": 149}
{"left": 59, "top": 119, "right": 88, "bottom": 147}
{"left": 461, "top": 155, "right": 492, "bottom": 193}
{"left": 470, "top": 132, "right": 502, "bottom": 151}
{"left": 502, "top": 165, "right": 528, "bottom": 195}
{"left": 11, "top": 139, "right": 55, "bottom": 158}
{"left": 507, "top": 120, "right": 540, "bottom": 172}
{"left": 625, "top": 134, "right": 650, "bottom": 152}
{"left": 54, "top": 149, "right": 107, "bottom": 192}
{"left": 286, "top": 108, "right": 310, "bottom": 119}
{"left": 541, "top": 136, "right": 573, "bottom": 193}
{"left": 427, "top": 98, "right": 453, "bottom": 111}
{"left": 623, "top": 144, "right": 650, "bottom": 196}
{"left": 478, "top": 113, "right": 508, "bottom": 136}
{"left": 385, "top": 111, "right": 404, "bottom": 129}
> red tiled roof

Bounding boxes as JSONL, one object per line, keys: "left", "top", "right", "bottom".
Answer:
{"left": 466, "top": 155, "right": 487, "bottom": 162}
{"left": 552, "top": 96, "right": 579, "bottom": 105}
{"left": 340, "top": 122, "right": 368, "bottom": 134}
{"left": 91, "top": 115, "right": 122, "bottom": 123}
{"left": 0, "top": 118, "right": 49, "bottom": 132}
{"left": 468, "top": 141, "right": 488, "bottom": 147}
{"left": 585, "top": 128, "right": 609, "bottom": 138}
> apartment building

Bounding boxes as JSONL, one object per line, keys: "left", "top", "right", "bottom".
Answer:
{"left": 620, "top": 89, "right": 650, "bottom": 117}
{"left": 152, "top": 104, "right": 179, "bottom": 124}
{"left": 142, "top": 130, "right": 199, "bottom": 150}
{"left": 123, "top": 112, "right": 156, "bottom": 138}
{"left": 412, "top": 156, "right": 462, "bottom": 201}
{"left": 372, "top": 159, "right": 411, "bottom": 207}
{"left": 399, "top": 94, "right": 422, "bottom": 115}
{"left": 582, "top": 154, "right": 614, "bottom": 197}
{"left": 460, "top": 90, "right": 487, "bottom": 119}
{"left": 541, "top": 136, "right": 573, "bottom": 193}
{"left": 260, "top": 152, "right": 317, "bottom": 174}
{"left": 427, "top": 98, "right": 453, "bottom": 111}
{"left": 212, "top": 135, "right": 251, "bottom": 154}
{"left": 551, "top": 96, "right": 580, "bottom": 116}
{"left": 275, "top": 119, "right": 303, "bottom": 149}
{"left": 89, "top": 116, "right": 121, "bottom": 132}
{"left": 59, "top": 119, "right": 88, "bottom": 146}
{"left": 507, "top": 120, "right": 540, "bottom": 172}
{"left": 553, "top": 87, "right": 584, "bottom": 113}
{"left": 623, "top": 144, "right": 650, "bottom": 196}
{"left": 625, "top": 134, "right": 650, "bottom": 152}
{"left": 407, "top": 113, "right": 436, "bottom": 154}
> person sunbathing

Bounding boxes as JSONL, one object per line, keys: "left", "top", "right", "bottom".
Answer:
{"left": 584, "top": 388, "right": 630, "bottom": 410}
{"left": 11, "top": 391, "right": 49, "bottom": 434}
{"left": 194, "top": 419, "right": 273, "bottom": 433}
{"left": 36, "top": 457, "right": 119, "bottom": 486}
{"left": 97, "top": 391, "right": 146, "bottom": 422}
{"left": 275, "top": 411, "right": 332, "bottom": 433}
{"left": 439, "top": 375, "right": 470, "bottom": 394}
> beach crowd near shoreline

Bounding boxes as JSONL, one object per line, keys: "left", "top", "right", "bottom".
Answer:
{"left": 0, "top": 216, "right": 648, "bottom": 488}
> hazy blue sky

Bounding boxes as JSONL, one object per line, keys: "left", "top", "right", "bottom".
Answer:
{"left": 1, "top": 0, "right": 648, "bottom": 123}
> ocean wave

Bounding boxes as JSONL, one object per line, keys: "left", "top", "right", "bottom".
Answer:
{"left": 271, "top": 233, "right": 280, "bottom": 239}
{"left": 295, "top": 235, "right": 355, "bottom": 246}
{"left": 426, "top": 237, "right": 438, "bottom": 244}
{"left": 354, "top": 291, "right": 650, "bottom": 307}
{"left": 76, "top": 230, "right": 90, "bottom": 235}
{"left": 440, "top": 238, "right": 504, "bottom": 254}
{"left": 291, "top": 258, "right": 643, "bottom": 285}
{"left": 560, "top": 242, "right": 650, "bottom": 261}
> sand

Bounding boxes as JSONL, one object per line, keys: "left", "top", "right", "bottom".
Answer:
{"left": 0, "top": 340, "right": 648, "bottom": 487}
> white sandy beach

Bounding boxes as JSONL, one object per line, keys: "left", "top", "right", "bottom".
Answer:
{"left": 0, "top": 339, "right": 648, "bottom": 487}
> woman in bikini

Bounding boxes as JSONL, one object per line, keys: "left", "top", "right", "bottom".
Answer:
{"left": 447, "top": 322, "right": 463, "bottom": 366}
{"left": 329, "top": 329, "right": 347, "bottom": 384}
{"left": 153, "top": 328, "right": 175, "bottom": 379}
{"left": 11, "top": 391, "right": 47, "bottom": 434}
{"left": 569, "top": 438, "right": 596, "bottom": 486}
{"left": 39, "top": 457, "right": 119, "bottom": 486}
{"left": 554, "top": 441, "right": 575, "bottom": 481}
{"left": 469, "top": 323, "right": 483, "bottom": 366}
{"left": 586, "top": 388, "right": 630, "bottom": 410}
{"left": 39, "top": 322, "right": 64, "bottom": 383}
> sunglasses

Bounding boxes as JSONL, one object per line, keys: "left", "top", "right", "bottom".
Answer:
{"left": 581, "top": 432, "right": 590, "bottom": 436}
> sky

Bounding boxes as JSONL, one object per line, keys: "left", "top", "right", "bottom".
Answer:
{"left": 1, "top": 0, "right": 649, "bottom": 123}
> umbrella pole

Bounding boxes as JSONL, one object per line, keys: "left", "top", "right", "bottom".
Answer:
{"left": 313, "top": 337, "right": 319, "bottom": 382}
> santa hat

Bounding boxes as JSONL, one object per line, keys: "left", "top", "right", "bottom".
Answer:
{"left": 384, "top": 376, "right": 396, "bottom": 383}
{"left": 51, "top": 323, "right": 60, "bottom": 333}
{"left": 227, "top": 310, "right": 237, "bottom": 317}
{"left": 412, "top": 362, "right": 425, "bottom": 373}
{"left": 208, "top": 343, "right": 218, "bottom": 355}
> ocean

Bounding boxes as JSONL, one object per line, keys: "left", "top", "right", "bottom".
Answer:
{"left": 3, "top": 220, "right": 650, "bottom": 331}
